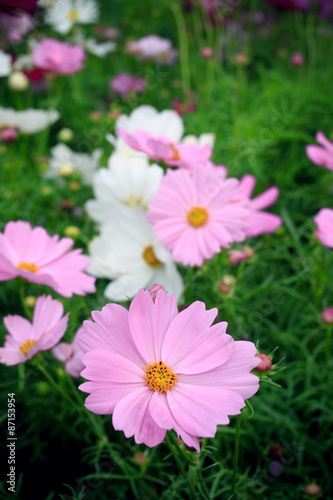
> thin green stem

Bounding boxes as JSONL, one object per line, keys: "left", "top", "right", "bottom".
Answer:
{"left": 165, "top": 432, "right": 187, "bottom": 477}
{"left": 37, "top": 361, "right": 81, "bottom": 411}
{"left": 232, "top": 414, "right": 242, "bottom": 498}
{"left": 325, "top": 327, "right": 331, "bottom": 393}
{"left": 19, "top": 279, "right": 33, "bottom": 321}
{"left": 166, "top": 432, "right": 196, "bottom": 499}
{"left": 170, "top": 1, "right": 191, "bottom": 93}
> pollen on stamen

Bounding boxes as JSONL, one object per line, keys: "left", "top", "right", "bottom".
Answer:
{"left": 20, "top": 339, "right": 37, "bottom": 357}
{"left": 169, "top": 144, "right": 181, "bottom": 161}
{"left": 17, "top": 262, "right": 39, "bottom": 273}
{"left": 143, "top": 360, "right": 178, "bottom": 393}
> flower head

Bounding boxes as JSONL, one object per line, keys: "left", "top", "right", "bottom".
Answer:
{"left": 44, "top": 0, "right": 99, "bottom": 34}
{"left": 321, "top": 307, "right": 333, "bottom": 324}
{"left": 127, "top": 35, "right": 178, "bottom": 65}
{"left": 314, "top": 208, "right": 333, "bottom": 248}
{"left": 0, "top": 221, "right": 96, "bottom": 297}
{"left": 306, "top": 131, "right": 333, "bottom": 171}
{"left": 147, "top": 165, "right": 250, "bottom": 266}
{"left": 110, "top": 73, "right": 147, "bottom": 97}
{"left": 32, "top": 38, "right": 86, "bottom": 75}
{"left": 0, "top": 107, "right": 59, "bottom": 134}
{"left": 78, "top": 288, "right": 260, "bottom": 450}
{"left": 0, "top": 295, "right": 69, "bottom": 366}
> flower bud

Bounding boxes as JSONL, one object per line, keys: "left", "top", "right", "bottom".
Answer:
{"left": 234, "top": 53, "right": 248, "bottom": 65}
{"left": 255, "top": 353, "right": 272, "bottom": 372}
{"left": 304, "top": 483, "right": 321, "bottom": 496}
{"left": 57, "top": 128, "right": 73, "bottom": 142}
{"left": 64, "top": 225, "right": 80, "bottom": 238}
{"left": 8, "top": 71, "right": 29, "bottom": 91}
{"left": 200, "top": 47, "right": 214, "bottom": 59}
{"left": 148, "top": 284, "right": 165, "bottom": 303}
{"left": 24, "top": 295, "right": 36, "bottom": 307}
{"left": 290, "top": 52, "right": 304, "bottom": 66}
{"left": 321, "top": 307, "right": 333, "bottom": 324}
{"left": 133, "top": 452, "right": 148, "bottom": 465}
{"left": 0, "top": 127, "right": 18, "bottom": 142}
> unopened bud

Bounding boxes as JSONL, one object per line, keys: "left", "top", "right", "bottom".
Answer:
{"left": 268, "top": 442, "right": 284, "bottom": 458}
{"left": 57, "top": 128, "right": 73, "bottom": 142}
{"left": 290, "top": 52, "right": 304, "bottom": 66}
{"left": 200, "top": 47, "right": 214, "bottom": 59}
{"left": 9, "top": 71, "right": 29, "bottom": 91}
{"left": 304, "top": 483, "right": 321, "bottom": 496}
{"left": 148, "top": 284, "right": 165, "bottom": 303}
{"left": 64, "top": 226, "right": 80, "bottom": 238}
{"left": 321, "top": 307, "right": 333, "bottom": 324}
{"left": 255, "top": 353, "right": 272, "bottom": 372}
{"left": 24, "top": 295, "right": 36, "bottom": 307}
{"left": 234, "top": 53, "right": 248, "bottom": 65}
{"left": 133, "top": 452, "right": 148, "bottom": 465}
{"left": 0, "top": 127, "right": 18, "bottom": 142}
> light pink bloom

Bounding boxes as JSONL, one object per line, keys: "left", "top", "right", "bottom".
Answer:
{"left": 0, "top": 295, "right": 69, "bottom": 366}
{"left": 147, "top": 165, "right": 250, "bottom": 266}
{"left": 52, "top": 328, "right": 84, "bottom": 377}
{"left": 110, "top": 72, "right": 147, "bottom": 97}
{"left": 127, "top": 35, "right": 178, "bottom": 65}
{"left": 228, "top": 246, "right": 254, "bottom": 265}
{"left": 236, "top": 174, "right": 282, "bottom": 237}
{"left": 306, "top": 131, "right": 333, "bottom": 171}
{"left": 314, "top": 208, "right": 333, "bottom": 248}
{"left": 290, "top": 52, "right": 304, "bottom": 66}
{"left": 0, "top": 220, "right": 96, "bottom": 297}
{"left": 32, "top": 38, "right": 85, "bottom": 75}
{"left": 78, "top": 288, "right": 260, "bottom": 451}
{"left": 118, "top": 128, "right": 212, "bottom": 169}
{"left": 321, "top": 307, "right": 333, "bottom": 324}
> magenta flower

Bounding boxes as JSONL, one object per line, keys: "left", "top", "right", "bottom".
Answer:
{"left": 314, "top": 208, "right": 333, "bottom": 248}
{"left": 127, "top": 35, "right": 178, "bottom": 65}
{"left": 306, "top": 131, "right": 333, "bottom": 171}
{"left": 118, "top": 128, "right": 212, "bottom": 169}
{"left": 236, "top": 175, "right": 282, "bottom": 237}
{"left": 109, "top": 72, "right": 146, "bottom": 97}
{"left": 147, "top": 165, "right": 250, "bottom": 266}
{"left": 77, "top": 288, "right": 260, "bottom": 450}
{"left": 321, "top": 307, "right": 333, "bottom": 324}
{"left": 0, "top": 221, "right": 96, "bottom": 297}
{"left": 32, "top": 38, "right": 86, "bottom": 76}
{"left": 52, "top": 328, "right": 84, "bottom": 377}
{"left": 0, "top": 295, "right": 69, "bottom": 366}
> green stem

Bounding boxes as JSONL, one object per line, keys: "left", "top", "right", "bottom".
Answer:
{"left": 325, "top": 327, "right": 331, "bottom": 393}
{"left": 19, "top": 279, "right": 33, "bottom": 320}
{"left": 165, "top": 432, "right": 187, "bottom": 477}
{"left": 170, "top": 1, "right": 191, "bottom": 93}
{"left": 37, "top": 361, "right": 81, "bottom": 410}
{"left": 165, "top": 432, "right": 196, "bottom": 499}
{"left": 232, "top": 413, "right": 242, "bottom": 498}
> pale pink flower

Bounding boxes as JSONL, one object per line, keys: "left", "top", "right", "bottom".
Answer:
{"left": 306, "top": 131, "right": 333, "bottom": 171}
{"left": 52, "top": 328, "right": 84, "bottom": 377}
{"left": 0, "top": 220, "right": 96, "bottom": 297}
{"left": 0, "top": 295, "right": 69, "bottom": 366}
{"left": 321, "top": 307, "right": 333, "bottom": 324}
{"left": 313, "top": 208, "right": 333, "bottom": 248}
{"left": 32, "top": 38, "right": 85, "bottom": 75}
{"left": 78, "top": 288, "right": 260, "bottom": 451}
{"left": 236, "top": 174, "right": 282, "bottom": 237}
{"left": 0, "top": 12, "right": 34, "bottom": 44}
{"left": 110, "top": 72, "right": 146, "bottom": 97}
{"left": 118, "top": 128, "right": 212, "bottom": 169}
{"left": 127, "top": 35, "right": 178, "bottom": 65}
{"left": 290, "top": 52, "right": 304, "bottom": 66}
{"left": 147, "top": 165, "right": 250, "bottom": 266}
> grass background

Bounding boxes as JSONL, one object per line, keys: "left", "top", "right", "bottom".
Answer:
{"left": 0, "top": 0, "right": 332, "bottom": 498}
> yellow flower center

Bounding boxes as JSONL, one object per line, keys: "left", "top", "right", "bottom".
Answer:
{"left": 144, "top": 361, "right": 178, "bottom": 393}
{"left": 59, "top": 163, "right": 75, "bottom": 177}
{"left": 17, "top": 262, "right": 39, "bottom": 273}
{"left": 169, "top": 143, "right": 181, "bottom": 161}
{"left": 142, "top": 245, "right": 162, "bottom": 268}
{"left": 20, "top": 339, "right": 36, "bottom": 358}
{"left": 187, "top": 206, "right": 209, "bottom": 228}
{"left": 68, "top": 9, "right": 79, "bottom": 20}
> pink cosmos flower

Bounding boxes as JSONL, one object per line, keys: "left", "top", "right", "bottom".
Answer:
{"left": 0, "top": 12, "right": 34, "bottom": 43}
{"left": 306, "top": 131, "right": 333, "bottom": 171}
{"left": 77, "top": 288, "right": 260, "bottom": 451}
{"left": 236, "top": 174, "right": 282, "bottom": 237}
{"left": 313, "top": 208, "right": 333, "bottom": 248}
{"left": 0, "top": 221, "right": 96, "bottom": 297}
{"left": 32, "top": 38, "right": 86, "bottom": 76}
{"left": 52, "top": 328, "right": 84, "bottom": 377}
{"left": 127, "top": 35, "right": 178, "bottom": 65}
{"left": 147, "top": 165, "right": 250, "bottom": 266}
{"left": 118, "top": 128, "right": 212, "bottom": 169}
{"left": 0, "top": 295, "right": 69, "bottom": 366}
{"left": 109, "top": 72, "right": 147, "bottom": 97}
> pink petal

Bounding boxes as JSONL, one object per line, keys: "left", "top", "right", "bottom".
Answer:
{"left": 250, "top": 186, "right": 280, "bottom": 211}
{"left": 81, "top": 350, "right": 144, "bottom": 383}
{"left": 245, "top": 212, "right": 282, "bottom": 237}
{"left": 3, "top": 315, "right": 33, "bottom": 342}
{"left": 81, "top": 383, "right": 142, "bottom": 414}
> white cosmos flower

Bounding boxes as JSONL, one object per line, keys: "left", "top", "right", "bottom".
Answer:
{"left": 88, "top": 208, "right": 184, "bottom": 302}
{"left": 0, "top": 50, "right": 12, "bottom": 77}
{"left": 85, "top": 155, "right": 163, "bottom": 224}
{"left": 0, "top": 107, "right": 60, "bottom": 134}
{"left": 106, "top": 105, "right": 184, "bottom": 159}
{"left": 44, "top": 0, "right": 99, "bottom": 34}
{"left": 45, "top": 143, "right": 102, "bottom": 185}
{"left": 182, "top": 133, "right": 216, "bottom": 149}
